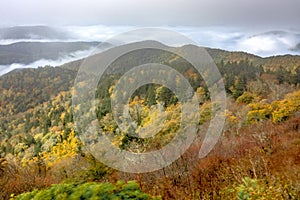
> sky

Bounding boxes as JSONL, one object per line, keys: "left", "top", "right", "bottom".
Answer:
{"left": 0, "top": 0, "right": 299, "bottom": 28}
{"left": 0, "top": 0, "right": 300, "bottom": 75}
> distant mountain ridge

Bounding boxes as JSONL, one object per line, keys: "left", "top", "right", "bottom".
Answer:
{"left": 205, "top": 47, "right": 300, "bottom": 71}
{"left": 58, "top": 40, "right": 300, "bottom": 74}
{"left": 0, "top": 41, "right": 100, "bottom": 65}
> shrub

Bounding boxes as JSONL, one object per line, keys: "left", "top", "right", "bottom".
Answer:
{"left": 271, "top": 91, "right": 300, "bottom": 123}
{"left": 221, "top": 177, "right": 297, "bottom": 200}
{"left": 15, "top": 181, "right": 161, "bottom": 200}
{"left": 236, "top": 92, "right": 256, "bottom": 104}
{"left": 246, "top": 101, "right": 273, "bottom": 124}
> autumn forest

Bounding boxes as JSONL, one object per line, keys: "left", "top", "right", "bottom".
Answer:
{"left": 0, "top": 44, "right": 300, "bottom": 199}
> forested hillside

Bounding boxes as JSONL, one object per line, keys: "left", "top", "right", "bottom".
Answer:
{"left": 0, "top": 45, "right": 300, "bottom": 199}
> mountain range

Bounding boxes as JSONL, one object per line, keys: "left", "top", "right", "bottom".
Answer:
{"left": 0, "top": 41, "right": 100, "bottom": 65}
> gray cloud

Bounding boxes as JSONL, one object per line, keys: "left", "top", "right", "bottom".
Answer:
{"left": 1, "top": 0, "right": 299, "bottom": 27}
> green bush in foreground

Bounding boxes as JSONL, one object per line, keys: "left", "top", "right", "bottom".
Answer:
{"left": 15, "top": 181, "right": 161, "bottom": 200}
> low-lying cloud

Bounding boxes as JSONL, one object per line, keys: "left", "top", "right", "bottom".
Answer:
{"left": 0, "top": 47, "right": 99, "bottom": 76}
{"left": 171, "top": 27, "right": 300, "bottom": 57}
{"left": 0, "top": 25, "right": 300, "bottom": 76}
{"left": 1, "top": 25, "right": 299, "bottom": 57}
{"left": 69, "top": 25, "right": 300, "bottom": 57}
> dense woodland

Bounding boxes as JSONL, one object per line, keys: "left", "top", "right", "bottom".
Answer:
{"left": 0, "top": 45, "right": 300, "bottom": 199}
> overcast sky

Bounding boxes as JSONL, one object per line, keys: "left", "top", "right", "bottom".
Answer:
{"left": 0, "top": 0, "right": 299, "bottom": 28}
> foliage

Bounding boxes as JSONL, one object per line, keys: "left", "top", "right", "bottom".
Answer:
{"left": 0, "top": 156, "right": 7, "bottom": 175}
{"left": 236, "top": 92, "right": 257, "bottom": 104}
{"left": 246, "top": 101, "right": 273, "bottom": 123}
{"left": 1, "top": 46, "right": 300, "bottom": 199}
{"left": 247, "top": 90, "right": 300, "bottom": 124}
{"left": 0, "top": 66, "right": 76, "bottom": 118}
{"left": 15, "top": 181, "right": 161, "bottom": 200}
{"left": 41, "top": 130, "right": 82, "bottom": 168}
{"left": 271, "top": 90, "right": 300, "bottom": 123}
{"left": 199, "top": 102, "right": 212, "bottom": 125}
{"left": 222, "top": 177, "right": 297, "bottom": 200}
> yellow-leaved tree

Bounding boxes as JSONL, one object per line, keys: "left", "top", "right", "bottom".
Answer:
{"left": 272, "top": 90, "right": 300, "bottom": 123}
{"left": 41, "top": 130, "right": 82, "bottom": 168}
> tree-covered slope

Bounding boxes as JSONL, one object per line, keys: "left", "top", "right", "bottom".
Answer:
{"left": 0, "top": 43, "right": 300, "bottom": 199}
